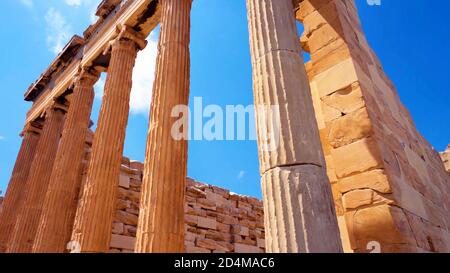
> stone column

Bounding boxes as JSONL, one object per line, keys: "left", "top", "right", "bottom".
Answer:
{"left": 0, "top": 122, "right": 41, "bottom": 252}
{"left": 7, "top": 104, "right": 66, "bottom": 253}
{"left": 32, "top": 68, "right": 100, "bottom": 253}
{"left": 135, "top": 0, "right": 192, "bottom": 253}
{"left": 246, "top": 0, "right": 342, "bottom": 253}
{"left": 71, "top": 26, "right": 146, "bottom": 253}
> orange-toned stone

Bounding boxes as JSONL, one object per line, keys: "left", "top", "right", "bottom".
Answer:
{"left": 0, "top": 122, "right": 42, "bottom": 252}
{"left": 135, "top": 0, "right": 192, "bottom": 253}
{"left": 71, "top": 26, "right": 146, "bottom": 253}
{"left": 33, "top": 68, "right": 100, "bottom": 253}
{"left": 7, "top": 105, "right": 66, "bottom": 253}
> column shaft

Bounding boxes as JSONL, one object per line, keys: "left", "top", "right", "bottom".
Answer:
{"left": 135, "top": 0, "right": 192, "bottom": 253}
{"left": 33, "top": 69, "right": 99, "bottom": 253}
{"left": 0, "top": 124, "right": 41, "bottom": 252}
{"left": 246, "top": 0, "right": 343, "bottom": 252}
{"left": 71, "top": 27, "right": 146, "bottom": 253}
{"left": 7, "top": 106, "right": 66, "bottom": 253}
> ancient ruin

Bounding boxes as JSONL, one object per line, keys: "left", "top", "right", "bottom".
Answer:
{"left": 0, "top": 0, "right": 449, "bottom": 253}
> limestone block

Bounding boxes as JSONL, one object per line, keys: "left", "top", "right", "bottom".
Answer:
{"left": 197, "top": 217, "right": 217, "bottom": 230}
{"left": 129, "top": 161, "right": 143, "bottom": 172}
{"left": 116, "top": 187, "right": 140, "bottom": 204}
{"left": 327, "top": 107, "right": 373, "bottom": 148}
{"left": 112, "top": 222, "right": 124, "bottom": 235}
{"left": 185, "top": 214, "right": 198, "bottom": 227}
{"left": 404, "top": 211, "right": 450, "bottom": 252}
{"left": 196, "top": 238, "right": 233, "bottom": 252}
{"left": 115, "top": 210, "right": 139, "bottom": 226}
{"left": 234, "top": 243, "right": 263, "bottom": 253}
{"left": 342, "top": 189, "right": 394, "bottom": 210}
{"left": 185, "top": 246, "right": 211, "bottom": 253}
{"left": 314, "top": 58, "right": 359, "bottom": 98}
{"left": 337, "top": 169, "right": 392, "bottom": 194}
{"left": 331, "top": 137, "right": 383, "bottom": 178}
{"left": 110, "top": 234, "right": 135, "bottom": 251}
{"left": 119, "top": 173, "right": 130, "bottom": 189}
{"left": 231, "top": 225, "right": 250, "bottom": 237}
{"left": 197, "top": 198, "right": 216, "bottom": 211}
{"left": 345, "top": 205, "right": 416, "bottom": 251}
{"left": 205, "top": 230, "right": 231, "bottom": 242}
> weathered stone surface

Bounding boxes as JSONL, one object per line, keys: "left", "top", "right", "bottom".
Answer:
{"left": 327, "top": 107, "right": 373, "bottom": 148}
{"left": 331, "top": 137, "right": 383, "bottom": 178}
{"left": 71, "top": 26, "right": 146, "bottom": 253}
{"left": 110, "top": 234, "right": 135, "bottom": 251}
{"left": 109, "top": 169, "right": 266, "bottom": 253}
{"left": 0, "top": 123, "right": 41, "bottom": 252}
{"left": 261, "top": 165, "right": 342, "bottom": 253}
{"left": 342, "top": 189, "right": 394, "bottom": 210}
{"left": 337, "top": 169, "right": 392, "bottom": 194}
{"left": 8, "top": 106, "right": 66, "bottom": 253}
{"left": 345, "top": 205, "right": 417, "bottom": 252}
{"left": 247, "top": 0, "right": 342, "bottom": 253}
{"left": 197, "top": 217, "right": 217, "bottom": 230}
{"left": 33, "top": 68, "right": 99, "bottom": 253}
{"left": 135, "top": 0, "right": 192, "bottom": 253}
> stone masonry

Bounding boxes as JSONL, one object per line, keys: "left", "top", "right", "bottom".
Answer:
{"left": 76, "top": 135, "right": 265, "bottom": 253}
{"left": 298, "top": 0, "right": 450, "bottom": 252}
{"left": 1, "top": 0, "right": 449, "bottom": 253}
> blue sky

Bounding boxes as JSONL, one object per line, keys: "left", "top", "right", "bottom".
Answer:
{"left": 0, "top": 0, "right": 449, "bottom": 199}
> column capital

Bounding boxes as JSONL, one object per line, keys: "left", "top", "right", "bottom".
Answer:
{"left": 45, "top": 100, "right": 69, "bottom": 115}
{"left": 75, "top": 66, "right": 101, "bottom": 84}
{"left": 104, "top": 25, "right": 147, "bottom": 55}
{"left": 21, "top": 121, "right": 43, "bottom": 136}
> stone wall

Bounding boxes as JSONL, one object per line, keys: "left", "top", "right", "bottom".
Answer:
{"left": 77, "top": 133, "right": 265, "bottom": 253}
{"left": 298, "top": 0, "right": 450, "bottom": 253}
{"left": 441, "top": 145, "right": 450, "bottom": 172}
{"left": 109, "top": 167, "right": 265, "bottom": 253}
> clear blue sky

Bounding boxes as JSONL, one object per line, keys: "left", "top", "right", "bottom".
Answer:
{"left": 0, "top": 0, "right": 449, "bottom": 199}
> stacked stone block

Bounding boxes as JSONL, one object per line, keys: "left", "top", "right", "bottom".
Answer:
{"left": 297, "top": 0, "right": 450, "bottom": 253}
{"left": 107, "top": 172, "right": 266, "bottom": 253}
{"left": 77, "top": 140, "right": 265, "bottom": 253}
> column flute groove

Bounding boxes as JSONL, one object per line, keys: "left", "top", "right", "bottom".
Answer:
{"left": 136, "top": 0, "right": 192, "bottom": 253}
{"left": 246, "top": 0, "right": 343, "bottom": 252}
{"left": 7, "top": 104, "right": 66, "bottom": 253}
{"left": 70, "top": 26, "right": 146, "bottom": 253}
{"left": 0, "top": 122, "right": 42, "bottom": 252}
{"left": 33, "top": 68, "right": 100, "bottom": 253}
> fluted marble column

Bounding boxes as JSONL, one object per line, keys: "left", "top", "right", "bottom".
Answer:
{"left": 7, "top": 105, "right": 66, "bottom": 253}
{"left": 246, "top": 0, "right": 343, "bottom": 253}
{"left": 71, "top": 26, "right": 146, "bottom": 253}
{"left": 135, "top": 0, "right": 192, "bottom": 253}
{"left": 33, "top": 68, "right": 100, "bottom": 253}
{"left": 0, "top": 122, "right": 41, "bottom": 252}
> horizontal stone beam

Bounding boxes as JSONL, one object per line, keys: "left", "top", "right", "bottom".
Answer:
{"left": 25, "top": 0, "right": 160, "bottom": 125}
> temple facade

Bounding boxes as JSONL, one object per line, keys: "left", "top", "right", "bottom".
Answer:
{"left": 0, "top": 0, "right": 449, "bottom": 253}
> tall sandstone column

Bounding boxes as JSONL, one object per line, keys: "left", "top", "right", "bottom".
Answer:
{"left": 246, "top": 0, "right": 343, "bottom": 252}
{"left": 0, "top": 122, "right": 41, "bottom": 252}
{"left": 7, "top": 105, "right": 66, "bottom": 253}
{"left": 33, "top": 69, "right": 99, "bottom": 253}
{"left": 135, "top": 0, "right": 192, "bottom": 253}
{"left": 71, "top": 26, "right": 146, "bottom": 253}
